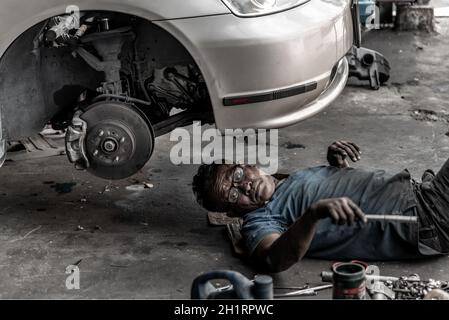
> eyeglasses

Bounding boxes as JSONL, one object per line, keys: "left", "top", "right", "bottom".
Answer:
{"left": 227, "top": 166, "right": 244, "bottom": 204}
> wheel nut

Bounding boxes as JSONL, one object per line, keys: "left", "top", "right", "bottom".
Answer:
{"left": 103, "top": 140, "right": 117, "bottom": 153}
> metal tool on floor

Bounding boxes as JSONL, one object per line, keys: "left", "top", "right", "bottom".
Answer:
{"left": 322, "top": 263, "right": 449, "bottom": 300}
{"left": 191, "top": 271, "right": 273, "bottom": 300}
{"left": 321, "top": 271, "right": 399, "bottom": 283}
{"left": 321, "top": 261, "right": 395, "bottom": 300}
{"left": 274, "top": 284, "right": 333, "bottom": 298}
{"left": 331, "top": 262, "right": 367, "bottom": 299}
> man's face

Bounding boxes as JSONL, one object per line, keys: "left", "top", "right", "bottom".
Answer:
{"left": 211, "top": 164, "right": 277, "bottom": 214}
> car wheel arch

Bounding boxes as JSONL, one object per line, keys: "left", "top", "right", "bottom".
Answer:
{"left": 0, "top": 9, "right": 217, "bottom": 140}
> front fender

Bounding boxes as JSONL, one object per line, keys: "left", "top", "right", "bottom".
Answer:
{"left": 0, "top": 1, "right": 229, "bottom": 139}
{"left": 0, "top": 0, "right": 229, "bottom": 59}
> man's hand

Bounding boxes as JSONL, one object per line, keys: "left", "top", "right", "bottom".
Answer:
{"left": 259, "top": 198, "right": 366, "bottom": 273}
{"left": 309, "top": 198, "right": 367, "bottom": 225}
{"left": 327, "top": 141, "right": 361, "bottom": 168}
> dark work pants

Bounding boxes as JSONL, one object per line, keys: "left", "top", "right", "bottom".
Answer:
{"left": 415, "top": 158, "right": 449, "bottom": 254}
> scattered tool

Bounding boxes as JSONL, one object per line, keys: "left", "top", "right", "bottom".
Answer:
{"left": 365, "top": 215, "right": 418, "bottom": 224}
{"left": 322, "top": 263, "right": 449, "bottom": 300}
{"left": 331, "top": 262, "right": 367, "bottom": 299}
{"left": 321, "top": 271, "right": 399, "bottom": 283}
{"left": 274, "top": 284, "right": 333, "bottom": 298}
{"left": 191, "top": 271, "right": 273, "bottom": 300}
{"left": 347, "top": 46, "right": 390, "bottom": 90}
{"left": 274, "top": 285, "right": 309, "bottom": 291}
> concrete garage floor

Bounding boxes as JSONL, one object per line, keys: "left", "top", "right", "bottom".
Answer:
{"left": 1, "top": 17, "right": 449, "bottom": 300}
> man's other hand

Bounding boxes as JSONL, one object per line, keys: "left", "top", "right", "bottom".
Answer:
{"left": 327, "top": 141, "right": 361, "bottom": 168}
{"left": 309, "top": 198, "right": 367, "bottom": 225}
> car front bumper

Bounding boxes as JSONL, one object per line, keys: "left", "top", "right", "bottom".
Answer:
{"left": 156, "top": 0, "right": 355, "bottom": 129}
{"left": 249, "top": 56, "right": 349, "bottom": 129}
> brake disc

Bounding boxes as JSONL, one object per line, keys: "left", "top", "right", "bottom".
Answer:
{"left": 80, "top": 101, "right": 154, "bottom": 180}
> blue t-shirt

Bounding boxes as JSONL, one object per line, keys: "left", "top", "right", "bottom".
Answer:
{"left": 241, "top": 166, "right": 421, "bottom": 261}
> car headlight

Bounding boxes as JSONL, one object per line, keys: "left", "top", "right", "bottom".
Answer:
{"left": 221, "top": 0, "right": 310, "bottom": 17}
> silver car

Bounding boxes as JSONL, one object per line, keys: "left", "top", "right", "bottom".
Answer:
{"left": 0, "top": 0, "right": 355, "bottom": 179}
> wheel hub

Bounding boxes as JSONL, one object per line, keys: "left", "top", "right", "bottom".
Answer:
{"left": 86, "top": 122, "right": 134, "bottom": 167}
{"left": 102, "top": 138, "right": 118, "bottom": 153}
{"left": 66, "top": 101, "right": 154, "bottom": 180}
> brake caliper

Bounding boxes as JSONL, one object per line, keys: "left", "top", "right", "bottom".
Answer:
{"left": 65, "top": 111, "right": 90, "bottom": 170}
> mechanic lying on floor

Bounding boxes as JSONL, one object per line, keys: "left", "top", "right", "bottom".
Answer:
{"left": 192, "top": 141, "right": 449, "bottom": 273}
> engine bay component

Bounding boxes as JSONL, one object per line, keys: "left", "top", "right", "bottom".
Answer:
{"left": 143, "top": 63, "right": 208, "bottom": 113}
{"left": 66, "top": 101, "right": 154, "bottom": 180}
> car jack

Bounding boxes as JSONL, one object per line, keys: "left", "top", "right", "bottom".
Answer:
{"left": 347, "top": 46, "right": 391, "bottom": 90}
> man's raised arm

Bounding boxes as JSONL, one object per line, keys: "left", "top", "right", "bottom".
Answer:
{"left": 327, "top": 141, "right": 362, "bottom": 168}
{"left": 253, "top": 198, "right": 367, "bottom": 273}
